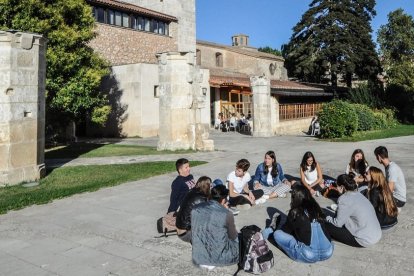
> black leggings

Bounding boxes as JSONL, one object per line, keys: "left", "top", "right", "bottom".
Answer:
{"left": 325, "top": 223, "right": 362, "bottom": 247}
{"left": 229, "top": 190, "right": 264, "bottom": 206}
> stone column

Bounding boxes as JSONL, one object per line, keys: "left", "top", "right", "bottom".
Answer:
{"left": 157, "top": 52, "right": 214, "bottom": 151}
{"left": 0, "top": 31, "right": 46, "bottom": 186}
{"left": 250, "top": 75, "right": 272, "bottom": 137}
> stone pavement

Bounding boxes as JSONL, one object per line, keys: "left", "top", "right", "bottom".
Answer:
{"left": 1, "top": 132, "right": 413, "bottom": 276}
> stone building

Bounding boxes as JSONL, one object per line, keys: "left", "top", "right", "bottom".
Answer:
{"left": 86, "top": 0, "right": 331, "bottom": 138}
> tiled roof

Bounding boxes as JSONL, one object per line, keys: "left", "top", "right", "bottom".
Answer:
{"left": 87, "top": 0, "right": 177, "bottom": 22}
{"left": 271, "top": 80, "right": 324, "bottom": 91}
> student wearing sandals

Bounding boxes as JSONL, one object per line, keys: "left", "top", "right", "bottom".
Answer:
{"left": 300, "top": 151, "right": 325, "bottom": 197}
{"left": 325, "top": 174, "right": 382, "bottom": 247}
{"left": 252, "top": 151, "right": 294, "bottom": 199}
{"left": 365, "top": 167, "right": 398, "bottom": 229}
{"left": 228, "top": 159, "right": 265, "bottom": 210}
{"left": 262, "top": 185, "right": 333, "bottom": 263}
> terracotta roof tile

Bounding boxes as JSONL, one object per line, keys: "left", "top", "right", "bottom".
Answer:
{"left": 87, "top": 0, "right": 177, "bottom": 22}
{"left": 271, "top": 80, "right": 324, "bottom": 91}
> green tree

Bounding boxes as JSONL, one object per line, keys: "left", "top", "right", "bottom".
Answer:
{"left": 283, "top": 0, "right": 380, "bottom": 91}
{"left": 378, "top": 9, "right": 414, "bottom": 122}
{"left": 258, "top": 46, "right": 282, "bottom": 56}
{"left": 378, "top": 9, "right": 414, "bottom": 89}
{"left": 0, "top": 0, "right": 110, "bottom": 128}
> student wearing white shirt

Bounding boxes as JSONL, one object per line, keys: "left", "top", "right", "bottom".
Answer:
{"left": 300, "top": 151, "right": 325, "bottom": 196}
{"left": 227, "top": 159, "right": 264, "bottom": 210}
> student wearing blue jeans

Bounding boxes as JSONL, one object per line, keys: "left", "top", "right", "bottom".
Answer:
{"left": 262, "top": 185, "right": 333, "bottom": 263}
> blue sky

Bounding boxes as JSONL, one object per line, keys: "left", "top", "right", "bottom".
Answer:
{"left": 196, "top": 0, "right": 414, "bottom": 50}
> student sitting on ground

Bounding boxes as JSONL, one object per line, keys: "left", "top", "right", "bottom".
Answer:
{"left": 262, "top": 184, "right": 333, "bottom": 263}
{"left": 325, "top": 174, "right": 382, "bottom": 247}
{"left": 300, "top": 151, "right": 325, "bottom": 197}
{"left": 228, "top": 159, "right": 265, "bottom": 210}
{"left": 252, "top": 151, "right": 294, "bottom": 199}
{"left": 176, "top": 176, "right": 212, "bottom": 243}
{"left": 365, "top": 167, "right": 398, "bottom": 229}
{"left": 374, "top": 146, "right": 406, "bottom": 211}
{"left": 191, "top": 185, "right": 239, "bottom": 270}
{"left": 345, "top": 149, "right": 369, "bottom": 185}
{"left": 167, "top": 158, "right": 196, "bottom": 213}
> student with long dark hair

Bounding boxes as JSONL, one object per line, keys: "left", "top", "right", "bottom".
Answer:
{"left": 365, "top": 167, "right": 398, "bottom": 228}
{"left": 262, "top": 185, "right": 333, "bottom": 263}
{"left": 346, "top": 149, "right": 368, "bottom": 185}
{"left": 252, "top": 151, "right": 294, "bottom": 199}
{"left": 300, "top": 151, "right": 324, "bottom": 196}
{"left": 326, "top": 174, "right": 382, "bottom": 247}
{"left": 176, "top": 176, "right": 212, "bottom": 243}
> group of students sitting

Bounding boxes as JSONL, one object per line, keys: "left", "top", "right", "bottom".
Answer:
{"left": 164, "top": 145, "right": 406, "bottom": 270}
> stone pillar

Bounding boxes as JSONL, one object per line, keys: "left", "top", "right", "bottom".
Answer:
{"left": 157, "top": 52, "right": 213, "bottom": 151}
{"left": 250, "top": 75, "right": 272, "bottom": 137}
{"left": 0, "top": 31, "right": 46, "bottom": 186}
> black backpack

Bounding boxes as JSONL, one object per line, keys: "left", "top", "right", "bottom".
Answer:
{"left": 234, "top": 225, "right": 274, "bottom": 275}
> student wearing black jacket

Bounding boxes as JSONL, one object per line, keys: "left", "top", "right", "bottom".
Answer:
{"left": 176, "top": 176, "right": 211, "bottom": 242}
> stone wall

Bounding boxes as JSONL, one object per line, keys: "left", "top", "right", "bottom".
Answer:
{"left": 89, "top": 24, "right": 177, "bottom": 65}
{"left": 0, "top": 31, "right": 46, "bottom": 186}
{"left": 275, "top": 117, "right": 313, "bottom": 135}
{"left": 197, "top": 44, "right": 287, "bottom": 80}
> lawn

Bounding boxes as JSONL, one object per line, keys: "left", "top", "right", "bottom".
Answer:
{"left": 45, "top": 143, "right": 195, "bottom": 159}
{"left": 331, "top": 124, "right": 414, "bottom": 142}
{"left": 0, "top": 161, "right": 207, "bottom": 214}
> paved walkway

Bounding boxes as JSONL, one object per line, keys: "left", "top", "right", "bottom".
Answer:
{"left": 1, "top": 132, "right": 413, "bottom": 275}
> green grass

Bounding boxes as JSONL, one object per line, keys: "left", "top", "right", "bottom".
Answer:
{"left": 45, "top": 143, "right": 195, "bottom": 159}
{"left": 0, "top": 161, "right": 207, "bottom": 214}
{"left": 329, "top": 124, "right": 414, "bottom": 142}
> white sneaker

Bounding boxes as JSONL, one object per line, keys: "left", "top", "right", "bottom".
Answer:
{"left": 200, "top": 265, "right": 215, "bottom": 270}
{"left": 262, "top": 195, "right": 270, "bottom": 200}
{"left": 315, "top": 191, "right": 321, "bottom": 197}
{"left": 229, "top": 206, "right": 240, "bottom": 215}
{"left": 255, "top": 198, "right": 266, "bottom": 205}
{"left": 397, "top": 207, "right": 402, "bottom": 213}
{"left": 278, "top": 193, "right": 287, "bottom": 198}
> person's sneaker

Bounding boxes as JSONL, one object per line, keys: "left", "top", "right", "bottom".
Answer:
{"left": 236, "top": 204, "right": 251, "bottom": 210}
{"left": 229, "top": 206, "right": 240, "bottom": 215}
{"left": 398, "top": 207, "right": 402, "bottom": 213}
{"left": 199, "top": 265, "right": 215, "bottom": 271}
{"left": 315, "top": 191, "right": 321, "bottom": 197}
{"left": 262, "top": 195, "right": 270, "bottom": 200}
{"left": 278, "top": 193, "right": 287, "bottom": 198}
{"left": 269, "top": 213, "right": 280, "bottom": 230}
{"left": 255, "top": 198, "right": 266, "bottom": 205}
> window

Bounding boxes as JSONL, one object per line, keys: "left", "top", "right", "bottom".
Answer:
{"left": 152, "top": 19, "right": 158, "bottom": 33}
{"left": 108, "top": 10, "right": 115, "bottom": 25}
{"left": 96, "top": 7, "right": 105, "bottom": 23}
{"left": 90, "top": 4, "right": 170, "bottom": 36}
{"left": 122, "top": 13, "right": 129, "bottom": 27}
{"left": 215, "top": 52, "right": 223, "bottom": 67}
{"left": 154, "top": 85, "right": 160, "bottom": 98}
{"left": 158, "top": 21, "right": 164, "bottom": 35}
{"left": 196, "top": 49, "right": 201, "bottom": 65}
{"left": 115, "top": 11, "right": 122, "bottom": 26}
{"left": 144, "top": 18, "right": 150, "bottom": 31}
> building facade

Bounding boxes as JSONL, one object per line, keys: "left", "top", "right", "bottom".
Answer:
{"left": 87, "top": 0, "right": 331, "bottom": 138}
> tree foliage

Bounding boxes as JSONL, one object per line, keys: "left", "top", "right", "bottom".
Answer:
{"left": 0, "top": 0, "right": 110, "bottom": 127}
{"left": 258, "top": 46, "right": 282, "bottom": 56}
{"left": 378, "top": 9, "right": 414, "bottom": 89}
{"left": 283, "top": 0, "right": 380, "bottom": 89}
